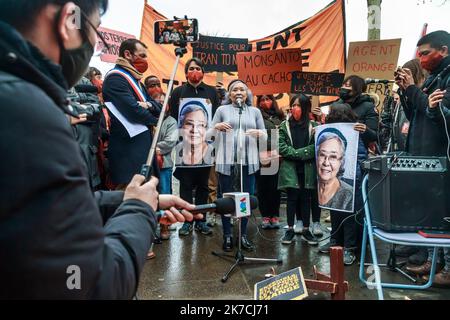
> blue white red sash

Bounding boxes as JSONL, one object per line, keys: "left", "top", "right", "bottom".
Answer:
{"left": 105, "top": 68, "right": 147, "bottom": 102}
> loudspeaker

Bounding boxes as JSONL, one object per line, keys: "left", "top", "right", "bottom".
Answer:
{"left": 364, "top": 155, "right": 450, "bottom": 232}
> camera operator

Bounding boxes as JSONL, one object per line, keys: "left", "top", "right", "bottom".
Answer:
{"left": 0, "top": 0, "right": 199, "bottom": 299}
{"left": 379, "top": 59, "right": 427, "bottom": 153}
{"left": 395, "top": 31, "right": 450, "bottom": 286}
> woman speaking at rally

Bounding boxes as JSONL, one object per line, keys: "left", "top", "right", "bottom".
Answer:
{"left": 211, "top": 80, "right": 266, "bottom": 252}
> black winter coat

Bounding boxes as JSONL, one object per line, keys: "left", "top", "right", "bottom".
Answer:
{"left": 402, "top": 55, "right": 450, "bottom": 156}
{"left": 0, "top": 21, "right": 157, "bottom": 299}
{"left": 346, "top": 94, "right": 379, "bottom": 147}
{"left": 102, "top": 67, "right": 161, "bottom": 184}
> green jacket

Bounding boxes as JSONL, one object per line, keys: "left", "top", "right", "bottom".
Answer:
{"left": 278, "top": 119, "right": 319, "bottom": 191}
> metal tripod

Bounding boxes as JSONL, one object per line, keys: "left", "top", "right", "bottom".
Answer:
{"left": 211, "top": 102, "right": 282, "bottom": 283}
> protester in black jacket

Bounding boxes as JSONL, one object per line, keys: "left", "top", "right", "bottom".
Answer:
{"left": 0, "top": 0, "right": 197, "bottom": 299}
{"left": 169, "top": 58, "right": 221, "bottom": 237}
{"left": 338, "top": 75, "right": 379, "bottom": 148}
{"left": 396, "top": 30, "right": 450, "bottom": 287}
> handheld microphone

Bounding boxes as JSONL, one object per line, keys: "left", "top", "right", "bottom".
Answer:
{"left": 365, "top": 78, "right": 392, "bottom": 85}
{"left": 190, "top": 195, "right": 258, "bottom": 215}
{"left": 236, "top": 97, "right": 244, "bottom": 108}
{"left": 156, "top": 195, "right": 258, "bottom": 221}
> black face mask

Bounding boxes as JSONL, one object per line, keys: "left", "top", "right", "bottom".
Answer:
{"left": 59, "top": 38, "right": 94, "bottom": 88}
{"left": 339, "top": 88, "right": 352, "bottom": 101}
{"left": 55, "top": 11, "right": 94, "bottom": 88}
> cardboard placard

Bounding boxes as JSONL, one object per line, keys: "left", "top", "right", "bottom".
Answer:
{"left": 346, "top": 39, "right": 401, "bottom": 80}
{"left": 96, "top": 27, "right": 136, "bottom": 63}
{"left": 237, "top": 48, "right": 302, "bottom": 96}
{"left": 254, "top": 267, "right": 308, "bottom": 300}
{"left": 291, "top": 72, "right": 345, "bottom": 96}
{"left": 192, "top": 35, "right": 249, "bottom": 72}
{"left": 366, "top": 82, "right": 394, "bottom": 113}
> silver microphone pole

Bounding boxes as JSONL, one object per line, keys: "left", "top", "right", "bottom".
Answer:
{"left": 140, "top": 43, "right": 187, "bottom": 180}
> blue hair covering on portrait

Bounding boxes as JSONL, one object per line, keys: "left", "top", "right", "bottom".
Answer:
{"left": 178, "top": 100, "right": 209, "bottom": 128}
{"left": 316, "top": 127, "right": 348, "bottom": 150}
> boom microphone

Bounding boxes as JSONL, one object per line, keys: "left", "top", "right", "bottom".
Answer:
{"left": 156, "top": 195, "right": 258, "bottom": 222}
{"left": 189, "top": 195, "right": 258, "bottom": 215}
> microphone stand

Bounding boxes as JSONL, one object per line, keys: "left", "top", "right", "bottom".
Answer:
{"left": 212, "top": 101, "right": 282, "bottom": 283}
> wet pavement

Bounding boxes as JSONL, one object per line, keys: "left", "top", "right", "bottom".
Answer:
{"left": 138, "top": 181, "right": 450, "bottom": 300}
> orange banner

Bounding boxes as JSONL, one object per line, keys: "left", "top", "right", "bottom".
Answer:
{"left": 140, "top": 0, "right": 346, "bottom": 103}
{"left": 237, "top": 48, "right": 303, "bottom": 96}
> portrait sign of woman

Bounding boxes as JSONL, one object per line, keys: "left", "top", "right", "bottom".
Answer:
{"left": 316, "top": 126, "right": 357, "bottom": 213}
{"left": 177, "top": 101, "right": 213, "bottom": 167}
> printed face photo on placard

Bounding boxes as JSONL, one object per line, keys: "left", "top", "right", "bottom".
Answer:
{"left": 175, "top": 98, "right": 214, "bottom": 167}
{"left": 315, "top": 123, "right": 359, "bottom": 213}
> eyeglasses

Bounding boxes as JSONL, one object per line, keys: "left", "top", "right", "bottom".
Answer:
{"left": 318, "top": 152, "right": 342, "bottom": 164}
{"left": 79, "top": 10, "right": 110, "bottom": 51}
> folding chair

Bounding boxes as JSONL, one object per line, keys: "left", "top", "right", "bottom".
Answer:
{"left": 359, "top": 175, "right": 450, "bottom": 300}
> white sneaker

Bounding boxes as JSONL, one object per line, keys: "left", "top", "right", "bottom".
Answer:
{"left": 294, "top": 221, "right": 304, "bottom": 234}
{"left": 312, "top": 222, "right": 324, "bottom": 237}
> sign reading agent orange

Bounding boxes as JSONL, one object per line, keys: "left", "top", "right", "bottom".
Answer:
{"left": 346, "top": 39, "right": 401, "bottom": 80}
{"left": 237, "top": 48, "right": 302, "bottom": 96}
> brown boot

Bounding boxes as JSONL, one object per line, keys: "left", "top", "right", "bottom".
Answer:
{"left": 423, "top": 269, "right": 450, "bottom": 287}
{"left": 433, "top": 269, "right": 450, "bottom": 287}
{"left": 406, "top": 261, "right": 443, "bottom": 276}
{"left": 160, "top": 224, "right": 170, "bottom": 240}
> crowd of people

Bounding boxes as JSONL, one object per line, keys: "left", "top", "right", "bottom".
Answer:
{"left": 1, "top": 0, "right": 449, "bottom": 299}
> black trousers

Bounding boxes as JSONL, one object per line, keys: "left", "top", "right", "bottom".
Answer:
{"left": 174, "top": 166, "right": 210, "bottom": 223}
{"left": 330, "top": 210, "right": 357, "bottom": 249}
{"left": 286, "top": 174, "right": 321, "bottom": 228}
{"left": 256, "top": 172, "right": 280, "bottom": 218}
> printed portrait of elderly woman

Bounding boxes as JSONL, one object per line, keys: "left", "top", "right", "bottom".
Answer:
{"left": 176, "top": 101, "right": 214, "bottom": 167}
{"left": 316, "top": 128, "right": 354, "bottom": 212}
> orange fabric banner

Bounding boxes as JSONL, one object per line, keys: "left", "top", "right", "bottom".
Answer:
{"left": 140, "top": 0, "right": 346, "bottom": 104}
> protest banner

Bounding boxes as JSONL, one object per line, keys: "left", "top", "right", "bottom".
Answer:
{"left": 291, "top": 72, "right": 345, "bottom": 96}
{"left": 237, "top": 48, "right": 302, "bottom": 95}
{"left": 140, "top": 0, "right": 345, "bottom": 94}
{"left": 346, "top": 39, "right": 402, "bottom": 80}
{"left": 255, "top": 268, "right": 308, "bottom": 301}
{"left": 96, "top": 27, "right": 136, "bottom": 63}
{"left": 192, "top": 35, "right": 249, "bottom": 72}
{"left": 366, "top": 82, "right": 395, "bottom": 113}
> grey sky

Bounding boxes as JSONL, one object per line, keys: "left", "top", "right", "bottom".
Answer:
{"left": 92, "top": 0, "right": 450, "bottom": 74}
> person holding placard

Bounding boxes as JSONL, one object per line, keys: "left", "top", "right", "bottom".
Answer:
{"left": 317, "top": 103, "right": 368, "bottom": 266}
{"left": 338, "top": 75, "right": 378, "bottom": 150}
{"left": 170, "top": 58, "right": 221, "bottom": 237}
{"left": 278, "top": 94, "right": 321, "bottom": 246}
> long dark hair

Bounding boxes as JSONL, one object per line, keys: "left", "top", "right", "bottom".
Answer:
{"left": 289, "top": 93, "right": 311, "bottom": 125}
{"left": 403, "top": 59, "right": 427, "bottom": 86}
{"left": 256, "top": 95, "right": 286, "bottom": 120}
{"left": 326, "top": 103, "right": 358, "bottom": 124}
{"left": 342, "top": 75, "right": 366, "bottom": 97}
